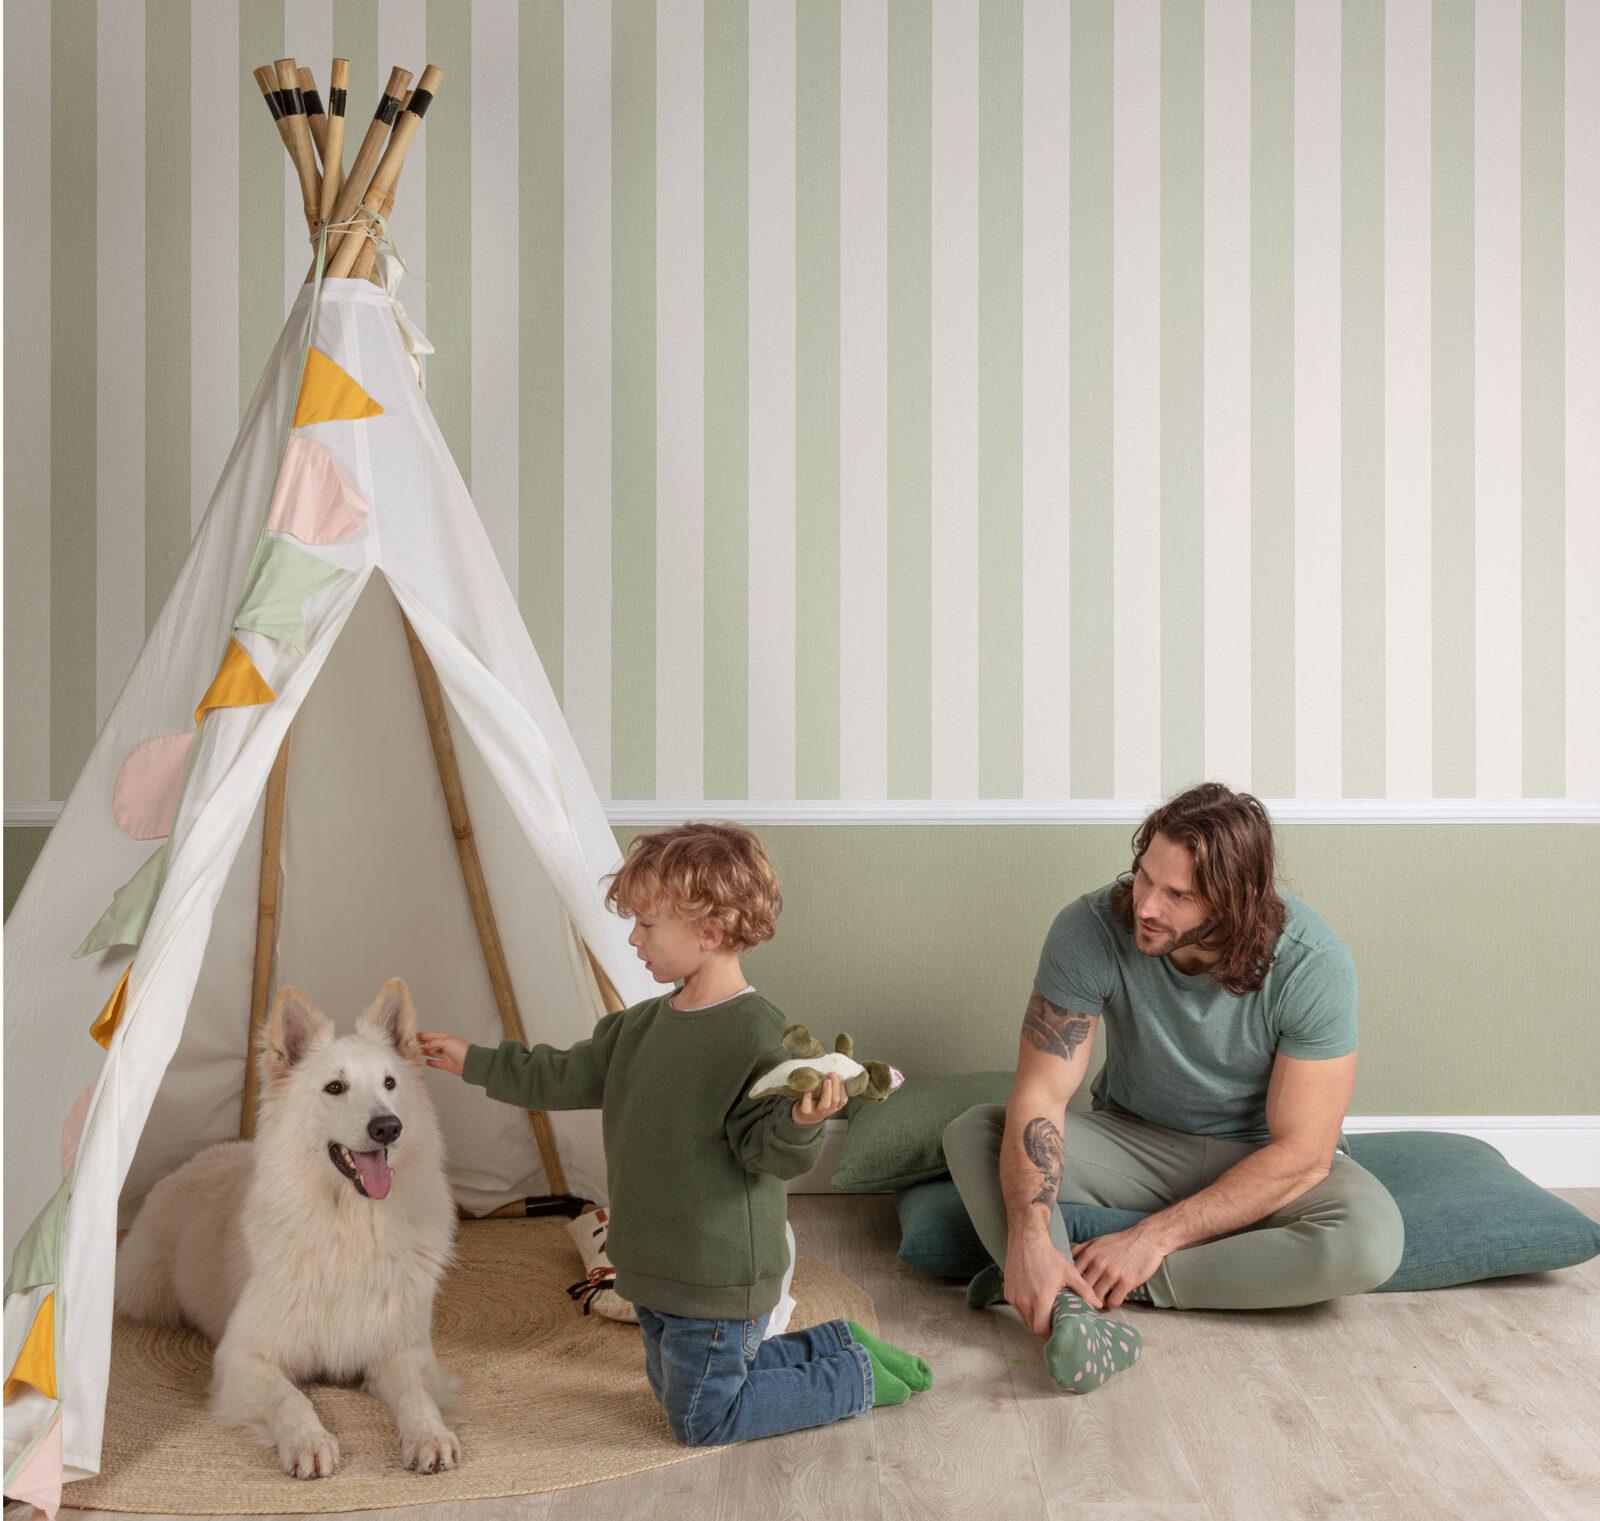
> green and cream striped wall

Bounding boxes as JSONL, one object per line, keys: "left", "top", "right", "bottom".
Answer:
{"left": 4, "top": 0, "right": 1597, "bottom": 812}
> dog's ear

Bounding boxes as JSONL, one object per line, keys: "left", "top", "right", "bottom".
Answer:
{"left": 358, "top": 978, "right": 422, "bottom": 1063}
{"left": 264, "top": 986, "right": 331, "bottom": 1080}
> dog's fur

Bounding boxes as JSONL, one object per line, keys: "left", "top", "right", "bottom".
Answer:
{"left": 114, "top": 979, "right": 461, "bottom": 1479}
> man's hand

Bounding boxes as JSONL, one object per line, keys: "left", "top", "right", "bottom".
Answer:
{"left": 1005, "top": 1227, "right": 1105, "bottom": 1332}
{"left": 791, "top": 1073, "right": 847, "bottom": 1126}
{"left": 1072, "top": 1223, "right": 1170, "bottom": 1309}
{"left": 417, "top": 1031, "right": 469, "bottom": 1077}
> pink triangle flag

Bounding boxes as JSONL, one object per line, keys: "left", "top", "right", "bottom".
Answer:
{"left": 6, "top": 1408, "right": 63, "bottom": 1518}
{"left": 266, "top": 437, "right": 371, "bottom": 546}
{"left": 60, "top": 1079, "right": 95, "bottom": 1176}
{"left": 112, "top": 732, "right": 194, "bottom": 840}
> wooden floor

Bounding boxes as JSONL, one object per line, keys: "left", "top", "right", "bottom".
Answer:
{"left": 50, "top": 1190, "right": 1600, "bottom": 1521}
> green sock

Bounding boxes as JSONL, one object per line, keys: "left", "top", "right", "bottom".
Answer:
{"left": 845, "top": 1321, "right": 933, "bottom": 1392}
{"left": 1042, "top": 1292, "right": 1142, "bottom": 1394}
{"left": 862, "top": 1349, "right": 912, "bottom": 1407}
{"left": 966, "top": 1263, "right": 1004, "bottom": 1311}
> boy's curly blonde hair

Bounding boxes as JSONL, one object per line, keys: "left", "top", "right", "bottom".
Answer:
{"left": 604, "top": 823, "right": 782, "bottom": 952}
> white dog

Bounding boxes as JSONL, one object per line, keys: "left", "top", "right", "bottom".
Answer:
{"left": 114, "top": 978, "right": 461, "bottom": 1478}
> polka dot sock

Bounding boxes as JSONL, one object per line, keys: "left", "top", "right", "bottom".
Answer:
{"left": 1042, "top": 1292, "right": 1142, "bottom": 1393}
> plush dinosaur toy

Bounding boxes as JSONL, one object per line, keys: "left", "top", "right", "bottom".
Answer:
{"left": 748, "top": 1024, "right": 905, "bottom": 1103}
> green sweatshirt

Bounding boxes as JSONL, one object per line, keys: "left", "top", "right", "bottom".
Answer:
{"left": 461, "top": 990, "right": 824, "bottom": 1320}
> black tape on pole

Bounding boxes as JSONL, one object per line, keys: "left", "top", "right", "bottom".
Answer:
{"left": 262, "top": 91, "right": 286, "bottom": 121}
{"left": 407, "top": 88, "right": 434, "bottom": 118}
{"left": 270, "top": 89, "right": 293, "bottom": 118}
{"left": 282, "top": 87, "right": 305, "bottom": 116}
{"left": 328, "top": 87, "right": 348, "bottom": 116}
{"left": 303, "top": 89, "right": 324, "bottom": 117}
{"left": 375, "top": 94, "right": 401, "bottom": 125}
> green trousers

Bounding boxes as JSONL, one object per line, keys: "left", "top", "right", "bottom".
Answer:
{"left": 943, "top": 1103, "right": 1404, "bottom": 1310}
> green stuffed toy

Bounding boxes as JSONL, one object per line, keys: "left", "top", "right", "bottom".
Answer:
{"left": 748, "top": 1024, "right": 905, "bottom": 1102}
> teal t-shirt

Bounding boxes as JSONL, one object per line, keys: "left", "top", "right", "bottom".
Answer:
{"left": 1034, "top": 884, "right": 1358, "bottom": 1143}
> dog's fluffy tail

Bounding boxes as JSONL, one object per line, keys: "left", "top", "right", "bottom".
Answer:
{"left": 113, "top": 1221, "right": 184, "bottom": 1327}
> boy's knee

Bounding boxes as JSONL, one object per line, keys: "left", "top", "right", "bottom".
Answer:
{"left": 667, "top": 1418, "right": 714, "bottom": 1448}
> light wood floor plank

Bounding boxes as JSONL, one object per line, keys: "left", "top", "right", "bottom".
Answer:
{"left": 1141, "top": 1304, "right": 1373, "bottom": 1521}
{"left": 712, "top": 1398, "right": 883, "bottom": 1521}
{"left": 1247, "top": 1296, "right": 1546, "bottom": 1521}
{"left": 983, "top": 1300, "right": 1206, "bottom": 1517}
{"left": 870, "top": 1273, "right": 1051, "bottom": 1521}
{"left": 546, "top": 1450, "right": 718, "bottom": 1521}
{"left": 1382, "top": 1283, "right": 1600, "bottom": 1521}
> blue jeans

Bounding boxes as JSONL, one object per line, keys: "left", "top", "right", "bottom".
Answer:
{"left": 635, "top": 1306, "right": 873, "bottom": 1446}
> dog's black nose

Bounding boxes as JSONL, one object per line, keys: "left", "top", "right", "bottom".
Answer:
{"left": 368, "top": 1114, "right": 402, "bottom": 1147}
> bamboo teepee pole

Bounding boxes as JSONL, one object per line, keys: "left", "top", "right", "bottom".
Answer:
{"left": 348, "top": 90, "right": 411, "bottom": 286}
{"left": 318, "top": 58, "right": 350, "bottom": 224}
{"left": 399, "top": 613, "right": 570, "bottom": 1198}
{"left": 306, "top": 66, "right": 412, "bottom": 283}
{"left": 274, "top": 59, "right": 322, "bottom": 234}
{"left": 583, "top": 941, "right": 627, "bottom": 1016}
{"left": 325, "top": 65, "right": 443, "bottom": 280}
{"left": 297, "top": 65, "right": 328, "bottom": 162}
{"left": 252, "top": 65, "right": 296, "bottom": 160}
{"left": 240, "top": 730, "right": 292, "bottom": 1141}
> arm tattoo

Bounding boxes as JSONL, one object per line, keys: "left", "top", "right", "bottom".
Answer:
{"left": 1023, "top": 1117, "right": 1065, "bottom": 1207}
{"left": 1023, "top": 990, "right": 1093, "bottom": 1062}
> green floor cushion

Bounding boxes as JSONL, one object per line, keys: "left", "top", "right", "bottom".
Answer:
{"left": 896, "top": 1175, "right": 1142, "bottom": 1280}
{"left": 895, "top": 1130, "right": 1600, "bottom": 1292}
{"left": 1348, "top": 1131, "right": 1600, "bottom": 1290}
{"left": 832, "top": 1071, "right": 1015, "bottom": 1192}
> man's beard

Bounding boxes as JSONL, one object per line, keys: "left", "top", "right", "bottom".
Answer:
{"left": 1136, "top": 918, "right": 1212, "bottom": 958}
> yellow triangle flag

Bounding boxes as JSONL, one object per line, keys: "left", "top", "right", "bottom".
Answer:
{"left": 90, "top": 965, "right": 132, "bottom": 1051}
{"left": 195, "top": 638, "right": 276, "bottom": 726}
{"left": 294, "top": 348, "right": 383, "bottom": 428}
{"left": 4, "top": 1292, "right": 56, "bottom": 1402}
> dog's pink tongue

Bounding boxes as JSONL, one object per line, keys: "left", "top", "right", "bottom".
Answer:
{"left": 352, "top": 1150, "right": 393, "bottom": 1201}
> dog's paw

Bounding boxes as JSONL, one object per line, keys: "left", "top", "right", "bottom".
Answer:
{"left": 402, "top": 1425, "right": 461, "bottom": 1475}
{"left": 278, "top": 1429, "right": 340, "bottom": 1480}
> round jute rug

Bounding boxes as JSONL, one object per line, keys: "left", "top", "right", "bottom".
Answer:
{"left": 65, "top": 1219, "right": 877, "bottom": 1514}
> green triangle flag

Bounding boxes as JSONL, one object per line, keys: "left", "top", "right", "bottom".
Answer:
{"left": 72, "top": 842, "right": 170, "bottom": 959}
{"left": 232, "top": 534, "right": 347, "bottom": 653}
{"left": 4, "top": 1179, "right": 71, "bottom": 1297}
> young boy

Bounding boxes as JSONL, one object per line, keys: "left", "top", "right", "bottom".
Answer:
{"left": 418, "top": 822, "right": 930, "bottom": 1446}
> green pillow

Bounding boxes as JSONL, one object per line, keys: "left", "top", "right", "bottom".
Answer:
{"left": 1350, "top": 1131, "right": 1600, "bottom": 1291}
{"left": 896, "top": 1177, "right": 1141, "bottom": 1279}
{"left": 896, "top": 1131, "right": 1600, "bottom": 1292}
{"left": 831, "top": 1072, "right": 1013, "bottom": 1193}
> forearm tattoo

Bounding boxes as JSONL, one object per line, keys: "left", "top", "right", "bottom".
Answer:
{"left": 1023, "top": 1116, "right": 1065, "bottom": 1207}
{"left": 1023, "top": 990, "right": 1093, "bottom": 1062}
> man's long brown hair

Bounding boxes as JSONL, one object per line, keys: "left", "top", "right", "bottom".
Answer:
{"left": 1109, "top": 783, "right": 1286, "bottom": 995}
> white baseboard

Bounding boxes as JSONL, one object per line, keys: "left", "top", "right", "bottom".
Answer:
{"left": 788, "top": 1115, "right": 1600, "bottom": 1192}
{"left": 787, "top": 1118, "right": 852, "bottom": 1195}
{"left": 1340, "top": 1116, "right": 1600, "bottom": 1188}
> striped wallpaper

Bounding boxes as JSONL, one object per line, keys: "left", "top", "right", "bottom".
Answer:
{"left": 3, "top": 0, "right": 1596, "bottom": 810}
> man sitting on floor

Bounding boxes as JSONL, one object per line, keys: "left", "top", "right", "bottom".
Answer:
{"left": 946, "top": 782, "right": 1404, "bottom": 1392}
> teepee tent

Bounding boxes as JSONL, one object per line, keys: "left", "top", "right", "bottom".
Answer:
{"left": 4, "top": 60, "right": 652, "bottom": 1508}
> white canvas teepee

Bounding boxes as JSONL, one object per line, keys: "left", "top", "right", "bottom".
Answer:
{"left": 2, "top": 272, "right": 654, "bottom": 1497}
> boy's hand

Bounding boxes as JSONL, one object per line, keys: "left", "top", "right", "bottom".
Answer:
{"left": 417, "top": 1031, "right": 469, "bottom": 1077}
{"left": 791, "top": 1073, "right": 847, "bottom": 1126}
